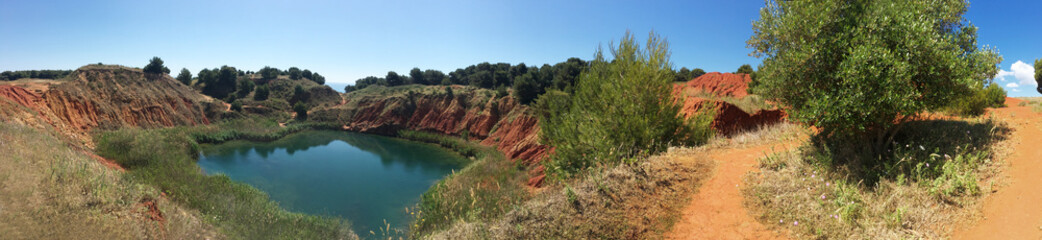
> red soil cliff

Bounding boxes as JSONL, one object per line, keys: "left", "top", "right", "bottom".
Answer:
{"left": 0, "top": 65, "right": 215, "bottom": 147}
{"left": 312, "top": 86, "right": 550, "bottom": 186}
{"left": 675, "top": 72, "right": 787, "bottom": 136}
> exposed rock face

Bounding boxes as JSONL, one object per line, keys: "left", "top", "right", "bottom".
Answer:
{"left": 680, "top": 72, "right": 752, "bottom": 98}
{"left": 312, "top": 85, "right": 550, "bottom": 186}
{"left": 674, "top": 72, "right": 788, "bottom": 136}
{"left": 0, "top": 65, "right": 215, "bottom": 147}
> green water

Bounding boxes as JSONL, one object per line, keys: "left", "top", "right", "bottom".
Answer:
{"left": 196, "top": 130, "right": 465, "bottom": 235}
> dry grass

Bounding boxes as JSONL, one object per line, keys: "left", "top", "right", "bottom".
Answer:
{"left": 0, "top": 121, "right": 220, "bottom": 239}
{"left": 704, "top": 121, "right": 808, "bottom": 149}
{"left": 1016, "top": 97, "right": 1042, "bottom": 113}
{"left": 743, "top": 116, "right": 1012, "bottom": 239}
{"left": 422, "top": 147, "right": 713, "bottom": 240}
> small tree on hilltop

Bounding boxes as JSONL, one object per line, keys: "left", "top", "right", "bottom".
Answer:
{"left": 748, "top": 0, "right": 1001, "bottom": 154}
{"left": 176, "top": 68, "right": 192, "bottom": 85}
{"left": 288, "top": 67, "right": 302, "bottom": 80}
{"left": 143, "top": 57, "right": 166, "bottom": 75}
{"left": 735, "top": 64, "right": 754, "bottom": 75}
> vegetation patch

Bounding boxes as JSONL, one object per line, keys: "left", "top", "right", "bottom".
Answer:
{"left": 398, "top": 130, "right": 529, "bottom": 238}
{"left": 744, "top": 117, "right": 1010, "bottom": 239}
{"left": 423, "top": 147, "right": 713, "bottom": 240}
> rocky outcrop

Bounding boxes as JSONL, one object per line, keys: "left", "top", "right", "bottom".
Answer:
{"left": 312, "top": 85, "right": 550, "bottom": 186}
{"left": 0, "top": 65, "right": 215, "bottom": 147}
{"left": 675, "top": 72, "right": 787, "bottom": 136}
{"left": 680, "top": 72, "right": 752, "bottom": 98}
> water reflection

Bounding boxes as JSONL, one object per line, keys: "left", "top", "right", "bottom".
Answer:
{"left": 196, "top": 130, "right": 465, "bottom": 236}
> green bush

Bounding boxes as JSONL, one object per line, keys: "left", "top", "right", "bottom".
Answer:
{"left": 540, "top": 31, "right": 711, "bottom": 178}
{"left": 946, "top": 82, "right": 1006, "bottom": 117}
{"left": 293, "top": 102, "right": 309, "bottom": 120}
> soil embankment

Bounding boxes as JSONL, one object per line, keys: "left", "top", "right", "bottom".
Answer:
{"left": 953, "top": 97, "right": 1042, "bottom": 239}
{"left": 674, "top": 72, "right": 788, "bottom": 135}
{"left": 0, "top": 65, "right": 215, "bottom": 147}
{"left": 312, "top": 86, "right": 551, "bottom": 185}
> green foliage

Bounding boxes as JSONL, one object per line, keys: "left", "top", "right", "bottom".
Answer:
{"left": 1036, "top": 59, "right": 1042, "bottom": 94}
{"left": 143, "top": 56, "right": 166, "bottom": 75}
{"left": 748, "top": 0, "right": 1001, "bottom": 152}
{"left": 176, "top": 68, "right": 192, "bottom": 85}
{"left": 494, "top": 85, "right": 509, "bottom": 98}
{"left": 512, "top": 73, "right": 540, "bottom": 104}
{"left": 235, "top": 77, "right": 255, "bottom": 98}
{"left": 690, "top": 68, "right": 706, "bottom": 79}
{"left": 735, "top": 64, "right": 754, "bottom": 74}
{"left": 946, "top": 82, "right": 1007, "bottom": 117}
{"left": 398, "top": 130, "right": 527, "bottom": 238}
{"left": 231, "top": 100, "right": 243, "bottom": 111}
{"left": 259, "top": 66, "right": 279, "bottom": 80}
{"left": 302, "top": 69, "right": 313, "bottom": 80}
{"left": 253, "top": 84, "right": 269, "bottom": 101}
{"left": 309, "top": 72, "right": 325, "bottom": 85}
{"left": 294, "top": 101, "right": 309, "bottom": 120}
{"left": 541, "top": 31, "right": 709, "bottom": 177}
{"left": 288, "top": 67, "right": 302, "bottom": 80}
{"left": 0, "top": 69, "right": 72, "bottom": 81}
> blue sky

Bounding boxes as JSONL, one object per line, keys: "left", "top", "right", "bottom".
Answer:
{"left": 1, "top": 0, "right": 1039, "bottom": 96}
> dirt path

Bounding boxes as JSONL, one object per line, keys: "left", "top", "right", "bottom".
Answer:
{"left": 666, "top": 142, "right": 793, "bottom": 240}
{"left": 953, "top": 98, "right": 1042, "bottom": 240}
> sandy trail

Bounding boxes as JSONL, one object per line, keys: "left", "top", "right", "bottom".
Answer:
{"left": 666, "top": 142, "right": 793, "bottom": 240}
{"left": 953, "top": 98, "right": 1042, "bottom": 240}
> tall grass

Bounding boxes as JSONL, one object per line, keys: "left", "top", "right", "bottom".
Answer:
{"left": 397, "top": 130, "right": 529, "bottom": 238}
{"left": 94, "top": 118, "right": 357, "bottom": 240}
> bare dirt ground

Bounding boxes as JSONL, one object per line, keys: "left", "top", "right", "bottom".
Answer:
{"left": 953, "top": 97, "right": 1042, "bottom": 240}
{"left": 666, "top": 140, "right": 797, "bottom": 239}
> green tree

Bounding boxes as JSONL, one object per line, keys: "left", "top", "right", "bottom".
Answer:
{"left": 143, "top": 57, "right": 166, "bottom": 75}
{"left": 253, "top": 84, "right": 269, "bottom": 101}
{"left": 302, "top": 69, "right": 313, "bottom": 80}
{"left": 288, "top": 67, "right": 302, "bottom": 80}
{"left": 691, "top": 68, "right": 706, "bottom": 79}
{"left": 176, "top": 68, "right": 192, "bottom": 85}
{"left": 409, "top": 67, "right": 426, "bottom": 85}
{"left": 310, "top": 72, "right": 325, "bottom": 85}
{"left": 748, "top": 0, "right": 1001, "bottom": 153}
{"left": 293, "top": 102, "right": 309, "bottom": 120}
{"left": 231, "top": 100, "right": 243, "bottom": 111}
{"left": 735, "top": 64, "right": 754, "bottom": 74}
{"left": 259, "top": 66, "right": 279, "bottom": 80}
{"left": 512, "top": 73, "right": 540, "bottom": 105}
{"left": 1035, "top": 59, "right": 1042, "bottom": 94}
{"left": 541, "top": 31, "right": 710, "bottom": 177}
{"left": 386, "top": 71, "right": 404, "bottom": 86}
{"left": 676, "top": 67, "right": 691, "bottom": 82}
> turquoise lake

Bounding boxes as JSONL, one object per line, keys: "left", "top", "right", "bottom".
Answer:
{"left": 196, "top": 130, "right": 465, "bottom": 235}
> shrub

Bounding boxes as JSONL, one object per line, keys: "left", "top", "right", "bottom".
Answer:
{"left": 748, "top": 0, "right": 1001, "bottom": 154}
{"left": 541, "top": 31, "right": 707, "bottom": 178}
{"left": 231, "top": 100, "right": 243, "bottom": 111}
{"left": 254, "top": 84, "right": 270, "bottom": 101}
{"left": 294, "top": 102, "right": 309, "bottom": 120}
{"left": 143, "top": 57, "right": 167, "bottom": 75}
{"left": 176, "top": 68, "right": 192, "bottom": 85}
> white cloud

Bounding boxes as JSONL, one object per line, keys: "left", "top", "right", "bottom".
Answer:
{"left": 994, "top": 60, "right": 1036, "bottom": 86}
{"left": 1006, "top": 82, "right": 1019, "bottom": 88}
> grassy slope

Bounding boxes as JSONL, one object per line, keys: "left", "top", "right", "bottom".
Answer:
{"left": 0, "top": 121, "right": 220, "bottom": 239}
